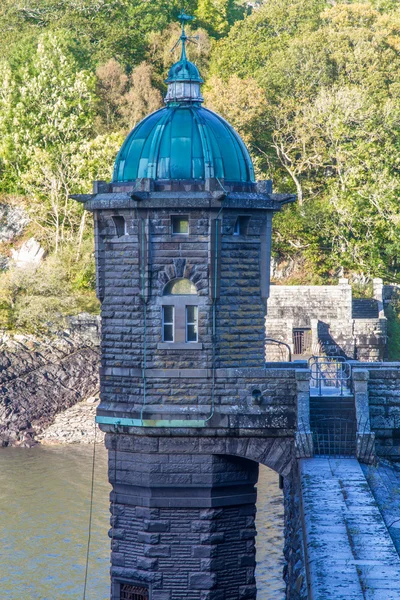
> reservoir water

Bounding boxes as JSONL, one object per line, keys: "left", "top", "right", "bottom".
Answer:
{"left": 0, "top": 445, "right": 285, "bottom": 599}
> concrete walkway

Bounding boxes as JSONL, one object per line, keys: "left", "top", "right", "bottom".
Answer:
{"left": 362, "top": 460, "right": 400, "bottom": 557}
{"left": 300, "top": 458, "right": 400, "bottom": 600}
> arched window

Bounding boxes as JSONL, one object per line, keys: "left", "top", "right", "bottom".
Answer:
{"left": 161, "top": 279, "right": 199, "bottom": 345}
{"left": 164, "top": 279, "right": 197, "bottom": 295}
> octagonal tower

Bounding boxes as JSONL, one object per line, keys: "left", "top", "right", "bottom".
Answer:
{"left": 74, "top": 14, "right": 295, "bottom": 600}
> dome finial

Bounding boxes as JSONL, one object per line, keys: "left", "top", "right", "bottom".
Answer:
{"left": 177, "top": 9, "right": 195, "bottom": 62}
{"left": 165, "top": 10, "right": 204, "bottom": 105}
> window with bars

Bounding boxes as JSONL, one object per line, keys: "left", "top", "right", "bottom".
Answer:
{"left": 293, "top": 328, "right": 312, "bottom": 355}
{"left": 120, "top": 583, "right": 149, "bottom": 600}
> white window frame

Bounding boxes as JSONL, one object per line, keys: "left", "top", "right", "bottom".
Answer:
{"left": 162, "top": 305, "right": 175, "bottom": 342}
{"left": 186, "top": 305, "right": 198, "bottom": 343}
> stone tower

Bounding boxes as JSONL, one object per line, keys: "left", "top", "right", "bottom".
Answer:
{"left": 75, "top": 13, "right": 295, "bottom": 600}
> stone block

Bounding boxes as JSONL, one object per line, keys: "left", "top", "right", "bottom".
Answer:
{"left": 201, "top": 591, "right": 225, "bottom": 600}
{"left": 239, "top": 555, "right": 256, "bottom": 567}
{"left": 192, "top": 545, "right": 218, "bottom": 558}
{"left": 152, "top": 592, "right": 171, "bottom": 600}
{"left": 108, "top": 528, "right": 125, "bottom": 540}
{"left": 192, "top": 521, "right": 216, "bottom": 533}
{"left": 136, "top": 557, "right": 158, "bottom": 570}
{"left": 201, "top": 533, "right": 225, "bottom": 544}
{"left": 240, "top": 529, "right": 257, "bottom": 540}
{"left": 201, "top": 558, "right": 225, "bottom": 571}
{"left": 136, "top": 507, "right": 160, "bottom": 519}
{"left": 200, "top": 508, "right": 224, "bottom": 520}
{"left": 189, "top": 573, "right": 217, "bottom": 590}
{"left": 144, "top": 520, "right": 170, "bottom": 533}
{"left": 144, "top": 545, "right": 171, "bottom": 558}
{"left": 111, "top": 552, "right": 125, "bottom": 566}
{"left": 138, "top": 532, "right": 160, "bottom": 544}
{"left": 239, "top": 585, "right": 257, "bottom": 599}
{"left": 159, "top": 438, "right": 199, "bottom": 453}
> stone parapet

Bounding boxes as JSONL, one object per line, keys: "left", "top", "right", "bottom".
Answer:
{"left": 97, "top": 367, "right": 301, "bottom": 435}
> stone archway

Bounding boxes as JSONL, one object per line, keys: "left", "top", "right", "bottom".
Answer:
{"left": 105, "top": 433, "right": 303, "bottom": 600}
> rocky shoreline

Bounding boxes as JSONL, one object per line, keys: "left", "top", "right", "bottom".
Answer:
{"left": 0, "top": 315, "right": 101, "bottom": 447}
{"left": 38, "top": 395, "right": 105, "bottom": 445}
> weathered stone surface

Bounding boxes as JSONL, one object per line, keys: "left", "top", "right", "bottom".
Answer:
{"left": 300, "top": 458, "right": 400, "bottom": 600}
{"left": 265, "top": 282, "right": 386, "bottom": 362}
{"left": 0, "top": 331, "right": 100, "bottom": 446}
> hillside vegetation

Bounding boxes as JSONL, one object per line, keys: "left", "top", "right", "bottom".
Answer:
{"left": 0, "top": 0, "right": 399, "bottom": 332}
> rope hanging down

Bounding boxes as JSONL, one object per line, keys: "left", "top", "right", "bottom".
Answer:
{"left": 82, "top": 420, "right": 97, "bottom": 600}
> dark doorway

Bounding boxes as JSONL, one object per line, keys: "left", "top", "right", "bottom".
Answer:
{"left": 293, "top": 328, "right": 312, "bottom": 355}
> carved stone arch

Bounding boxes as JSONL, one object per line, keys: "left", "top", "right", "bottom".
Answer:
{"left": 157, "top": 258, "right": 201, "bottom": 295}
{"left": 197, "top": 437, "right": 295, "bottom": 477}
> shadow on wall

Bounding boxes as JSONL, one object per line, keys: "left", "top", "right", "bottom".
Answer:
{"left": 317, "top": 321, "right": 350, "bottom": 359}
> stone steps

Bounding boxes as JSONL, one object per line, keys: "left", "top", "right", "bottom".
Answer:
{"left": 352, "top": 298, "right": 379, "bottom": 319}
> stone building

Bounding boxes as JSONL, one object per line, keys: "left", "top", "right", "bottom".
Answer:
{"left": 72, "top": 15, "right": 400, "bottom": 600}
{"left": 74, "top": 15, "right": 301, "bottom": 600}
{"left": 265, "top": 278, "right": 387, "bottom": 362}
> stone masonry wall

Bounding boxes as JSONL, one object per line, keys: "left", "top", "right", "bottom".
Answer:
{"left": 265, "top": 282, "right": 354, "bottom": 360}
{"left": 0, "top": 331, "right": 100, "bottom": 446}
{"left": 216, "top": 213, "right": 267, "bottom": 368}
{"left": 283, "top": 463, "right": 307, "bottom": 600}
{"left": 265, "top": 282, "right": 386, "bottom": 361}
{"left": 106, "top": 437, "right": 259, "bottom": 600}
{"left": 353, "top": 319, "right": 387, "bottom": 362}
{"left": 364, "top": 364, "right": 400, "bottom": 461}
{"left": 97, "top": 208, "right": 268, "bottom": 376}
{"left": 98, "top": 368, "right": 298, "bottom": 431}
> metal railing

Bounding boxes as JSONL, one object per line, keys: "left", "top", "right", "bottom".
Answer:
{"left": 309, "top": 355, "right": 352, "bottom": 396}
{"left": 312, "top": 417, "right": 356, "bottom": 458}
{"left": 265, "top": 337, "right": 292, "bottom": 362}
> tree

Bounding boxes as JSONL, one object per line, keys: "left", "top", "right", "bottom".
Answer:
{"left": 209, "top": 1, "right": 400, "bottom": 280}
{"left": 203, "top": 74, "right": 268, "bottom": 174}
{"left": 195, "top": 0, "right": 249, "bottom": 36}
{"left": 96, "top": 59, "right": 128, "bottom": 131}
{"left": 120, "top": 63, "right": 163, "bottom": 131}
{"left": 0, "top": 33, "right": 123, "bottom": 254}
{"left": 7, "top": 33, "right": 95, "bottom": 176}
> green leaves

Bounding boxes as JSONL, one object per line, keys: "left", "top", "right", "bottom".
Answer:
{"left": 210, "top": 1, "right": 400, "bottom": 281}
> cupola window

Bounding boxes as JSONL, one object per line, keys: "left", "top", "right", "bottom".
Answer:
{"left": 172, "top": 215, "right": 189, "bottom": 235}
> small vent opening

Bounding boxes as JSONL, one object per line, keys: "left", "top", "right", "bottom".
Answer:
{"left": 233, "top": 215, "right": 250, "bottom": 236}
{"left": 172, "top": 215, "right": 189, "bottom": 235}
{"left": 112, "top": 215, "right": 127, "bottom": 237}
{"left": 120, "top": 584, "right": 149, "bottom": 600}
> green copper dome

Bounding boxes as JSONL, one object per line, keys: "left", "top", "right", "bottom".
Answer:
{"left": 112, "top": 105, "right": 255, "bottom": 183}
{"left": 112, "top": 11, "right": 255, "bottom": 184}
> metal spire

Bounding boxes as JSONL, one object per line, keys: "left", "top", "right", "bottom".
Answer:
{"left": 165, "top": 9, "right": 203, "bottom": 104}
{"left": 171, "top": 10, "right": 197, "bottom": 61}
